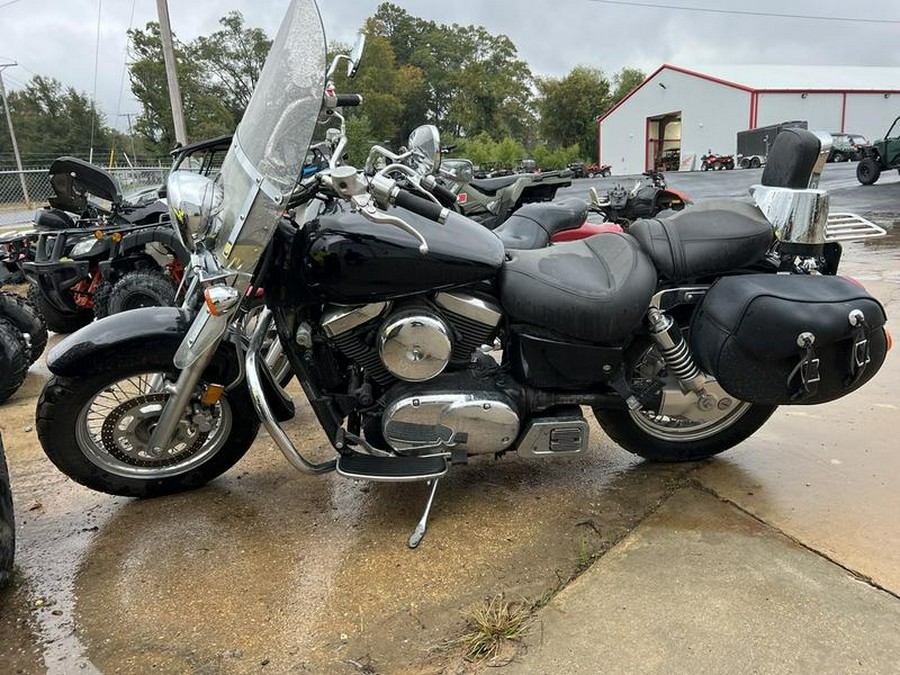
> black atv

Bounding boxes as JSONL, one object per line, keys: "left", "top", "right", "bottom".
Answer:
{"left": 21, "top": 156, "right": 186, "bottom": 333}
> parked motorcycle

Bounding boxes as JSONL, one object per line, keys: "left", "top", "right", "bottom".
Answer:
{"left": 37, "top": 3, "right": 890, "bottom": 551}
{"left": 438, "top": 156, "right": 573, "bottom": 229}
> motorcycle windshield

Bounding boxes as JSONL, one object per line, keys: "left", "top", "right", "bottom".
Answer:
{"left": 214, "top": 0, "right": 326, "bottom": 272}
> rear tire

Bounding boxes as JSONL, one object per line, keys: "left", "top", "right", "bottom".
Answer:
{"left": 27, "top": 283, "right": 93, "bottom": 334}
{"left": 857, "top": 158, "right": 881, "bottom": 185}
{"left": 0, "top": 319, "right": 28, "bottom": 404}
{"left": 601, "top": 169, "right": 611, "bottom": 178}
{"left": 91, "top": 280, "right": 114, "bottom": 319}
{"left": 750, "top": 157, "right": 761, "bottom": 169}
{"left": 592, "top": 339, "right": 777, "bottom": 462}
{"left": 832, "top": 151, "right": 844, "bottom": 163}
{"left": 0, "top": 435, "right": 14, "bottom": 587}
{"left": 105, "top": 270, "right": 177, "bottom": 316}
{"left": 0, "top": 291, "right": 47, "bottom": 363}
{"left": 36, "top": 343, "right": 260, "bottom": 497}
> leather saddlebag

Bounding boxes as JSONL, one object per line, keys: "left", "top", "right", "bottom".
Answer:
{"left": 691, "top": 274, "right": 888, "bottom": 405}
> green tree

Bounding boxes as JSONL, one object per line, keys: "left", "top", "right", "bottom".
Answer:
{"left": 610, "top": 67, "right": 646, "bottom": 107}
{"left": 0, "top": 76, "right": 110, "bottom": 166}
{"left": 536, "top": 66, "right": 610, "bottom": 161}
{"left": 191, "top": 12, "right": 272, "bottom": 124}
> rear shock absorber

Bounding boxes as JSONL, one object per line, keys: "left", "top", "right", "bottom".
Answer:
{"left": 646, "top": 307, "right": 707, "bottom": 396}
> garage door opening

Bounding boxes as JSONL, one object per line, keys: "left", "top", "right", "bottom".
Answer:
{"left": 646, "top": 112, "right": 682, "bottom": 171}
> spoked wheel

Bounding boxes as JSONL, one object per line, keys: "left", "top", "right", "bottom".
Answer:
{"left": 594, "top": 341, "right": 777, "bottom": 462}
{"left": 37, "top": 345, "right": 259, "bottom": 496}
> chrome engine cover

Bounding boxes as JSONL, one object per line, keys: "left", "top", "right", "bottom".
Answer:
{"left": 378, "top": 309, "right": 452, "bottom": 382}
{"left": 383, "top": 390, "right": 519, "bottom": 454}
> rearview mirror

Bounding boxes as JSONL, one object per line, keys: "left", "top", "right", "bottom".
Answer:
{"left": 348, "top": 33, "right": 366, "bottom": 78}
{"left": 407, "top": 125, "right": 442, "bottom": 175}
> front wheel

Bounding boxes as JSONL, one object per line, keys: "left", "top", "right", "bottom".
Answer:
{"left": 857, "top": 158, "right": 881, "bottom": 185}
{"left": 593, "top": 341, "right": 777, "bottom": 461}
{"left": 36, "top": 343, "right": 260, "bottom": 497}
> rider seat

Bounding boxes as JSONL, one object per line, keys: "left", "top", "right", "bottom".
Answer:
{"left": 469, "top": 174, "right": 521, "bottom": 195}
{"left": 500, "top": 232, "right": 657, "bottom": 343}
{"left": 493, "top": 198, "right": 589, "bottom": 250}
{"left": 628, "top": 200, "right": 774, "bottom": 283}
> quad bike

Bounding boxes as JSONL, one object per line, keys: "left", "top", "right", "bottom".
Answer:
{"left": 700, "top": 153, "right": 735, "bottom": 171}
{"left": 588, "top": 170, "right": 690, "bottom": 226}
{"left": 0, "top": 228, "right": 33, "bottom": 287}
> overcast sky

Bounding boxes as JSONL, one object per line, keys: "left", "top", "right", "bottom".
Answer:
{"left": 1, "top": 0, "right": 898, "bottom": 132}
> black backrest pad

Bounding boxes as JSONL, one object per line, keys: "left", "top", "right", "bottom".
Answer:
{"left": 761, "top": 128, "right": 822, "bottom": 188}
{"left": 629, "top": 200, "right": 774, "bottom": 282}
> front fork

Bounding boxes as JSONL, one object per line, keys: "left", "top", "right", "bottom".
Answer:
{"left": 145, "top": 286, "right": 242, "bottom": 456}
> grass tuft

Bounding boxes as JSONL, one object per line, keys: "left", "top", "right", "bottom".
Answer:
{"left": 459, "top": 594, "right": 530, "bottom": 662}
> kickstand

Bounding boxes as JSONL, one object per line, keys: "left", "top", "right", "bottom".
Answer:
{"left": 408, "top": 478, "right": 441, "bottom": 549}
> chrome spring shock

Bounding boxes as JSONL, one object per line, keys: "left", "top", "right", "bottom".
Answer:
{"left": 647, "top": 308, "right": 705, "bottom": 393}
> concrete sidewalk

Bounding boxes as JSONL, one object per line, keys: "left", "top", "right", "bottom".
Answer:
{"left": 499, "top": 488, "right": 900, "bottom": 675}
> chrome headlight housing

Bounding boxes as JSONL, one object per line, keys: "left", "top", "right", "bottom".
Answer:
{"left": 166, "top": 171, "right": 224, "bottom": 252}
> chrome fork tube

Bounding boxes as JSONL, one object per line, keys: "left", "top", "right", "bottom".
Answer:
{"left": 146, "top": 346, "right": 218, "bottom": 458}
{"left": 246, "top": 308, "right": 336, "bottom": 475}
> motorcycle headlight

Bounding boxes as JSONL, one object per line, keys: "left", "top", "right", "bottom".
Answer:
{"left": 166, "top": 172, "right": 224, "bottom": 252}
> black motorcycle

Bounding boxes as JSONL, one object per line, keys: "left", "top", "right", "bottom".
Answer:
{"left": 36, "top": 3, "right": 889, "bottom": 549}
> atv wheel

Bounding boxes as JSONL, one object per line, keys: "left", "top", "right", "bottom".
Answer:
{"left": 749, "top": 157, "right": 761, "bottom": 169}
{"left": 0, "top": 319, "right": 29, "bottom": 404}
{"left": 0, "top": 436, "right": 14, "bottom": 587}
{"left": 832, "top": 151, "right": 844, "bottom": 163}
{"left": 0, "top": 291, "right": 48, "bottom": 363}
{"left": 91, "top": 280, "right": 114, "bottom": 319}
{"left": 105, "top": 270, "right": 178, "bottom": 316}
{"left": 701, "top": 162, "right": 709, "bottom": 171}
{"left": 857, "top": 158, "right": 881, "bottom": 185}
{"left": 725, "top": 160, "right": 735, "bottom": 170}
{"left": 587, "top": 172, "right": 594, "bottom": 179}
{"left": 27, "top": 284, "right": 93, "bottom": 334}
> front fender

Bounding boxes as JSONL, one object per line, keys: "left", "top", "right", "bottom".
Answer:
{"left": 47, "top": 307, "right": 193, "bottom": 377}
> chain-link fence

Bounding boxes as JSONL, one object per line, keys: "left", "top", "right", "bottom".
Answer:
{"left": 0, "top": 167, "right": 168, "bottom": 228}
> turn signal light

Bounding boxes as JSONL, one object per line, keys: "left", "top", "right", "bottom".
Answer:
{"left": 203, "top": 286, "right": 241, "bottom": 317}
{"left": 201, "top": 383, "right": 225, "bottom": 406}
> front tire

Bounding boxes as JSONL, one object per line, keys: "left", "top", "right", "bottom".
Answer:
{"left": 857, "top": 158, "right": 881, "bottom": 185}
{"left": 105, "top": 270, "right": 177, "bottom": 316}
{"left": 28, "top": 283, "right": 93, "bottom": 334}
{"left": 0, "top": 435, "right": 14, "bottom": 587}
{"left": 0, "top": 291, "right": 47, "bottom": 363}
{"left": 36, "top": 343, "right": 260, "bottom": 497}
{"left": 0, "top": 319, "right": 28, "bottom": 404}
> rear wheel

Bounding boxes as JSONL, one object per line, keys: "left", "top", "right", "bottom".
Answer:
{"left": 857, "top": 158, "right": 881, "bottom": 185}
{"left": 0, "top": 291, "right": 47, "bottom": 363}
{"left": 36, "top": 344, "right": 260, "bottom": 497}
{"left": 601, "top": 169, "right": 611, "bottom": 178}
{"left": 105, "top": 270, "right": 177, "bottom": 316}
{"left": 832, "top": 151, "right": 845, "bottom": 163}
{"left": 28, "top": 283, "right": 93, "bottom": 334}
{"left": 593, "top": 341, "right": 777, "bottom": 462}
{"left": 750, "top": 157, "right": 761, "bottom": 169}
{"left": 0, "top": 319, "right": 28, "bottom": 404}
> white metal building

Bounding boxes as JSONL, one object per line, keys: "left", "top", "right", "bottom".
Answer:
{"left": 597, "top": 65, "right": 900, "bottom": 173}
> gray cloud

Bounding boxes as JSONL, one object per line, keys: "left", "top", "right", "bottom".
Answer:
{"left": 1, "top": 0, "right": 897, "bottom": 132}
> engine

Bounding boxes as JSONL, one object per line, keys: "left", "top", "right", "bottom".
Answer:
{"left": 321, "top": 291, "right": 520, "bottom": 455}
{"left": 322, "top": 291, "right": 502, "bottom": 386}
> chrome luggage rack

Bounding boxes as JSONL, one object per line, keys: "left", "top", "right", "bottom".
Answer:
{"left": 825, "top": 213, "right": 887, "bottom": 242}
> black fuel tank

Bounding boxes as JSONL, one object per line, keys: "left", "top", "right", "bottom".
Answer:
{"left": 303, "top": 206, "right": 505, "bottom": 303}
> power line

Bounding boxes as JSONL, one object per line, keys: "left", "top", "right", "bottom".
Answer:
{"left": 583, "top": 0, "right": 900, "bottom": 24}
{"left": 0, "top": 0, "right": 25, "bottom": 10}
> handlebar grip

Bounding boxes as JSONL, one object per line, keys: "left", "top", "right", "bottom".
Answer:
{"left": 425, "top": 182, "right": 458, "bottom": 209}
{"left": 336, "top": 94, "right": 363, "bottom": 107}
{"left": 393, "top": 189, "right": 449, "bottom": 223}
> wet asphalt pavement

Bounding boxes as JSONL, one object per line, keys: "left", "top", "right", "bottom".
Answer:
{"left": 0, "top": 164, "right": 898, "bottom": 674}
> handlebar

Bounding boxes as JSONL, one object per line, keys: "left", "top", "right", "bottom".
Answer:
{"left": 335, "top": 93, "right": 363, "bottom": 107}
{"left": 393, "top": 189, "right": 450, "bottom": 224}
{"left": 420, "top": 175, "right": 458, "bottom": 209}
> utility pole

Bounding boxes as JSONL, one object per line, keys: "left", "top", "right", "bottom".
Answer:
{"left": 0, "top": 63, "right": 31, "bottom": 207}
{"left": 155, "top": 0, "right": 187, "bottom": 146}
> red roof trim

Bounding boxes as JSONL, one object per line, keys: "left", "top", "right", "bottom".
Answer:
{"left": 597, "top": 64, "right": 752, "bottom": 123}
{"left": 597, "top": 65, "right": 900, "bottom": 126}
